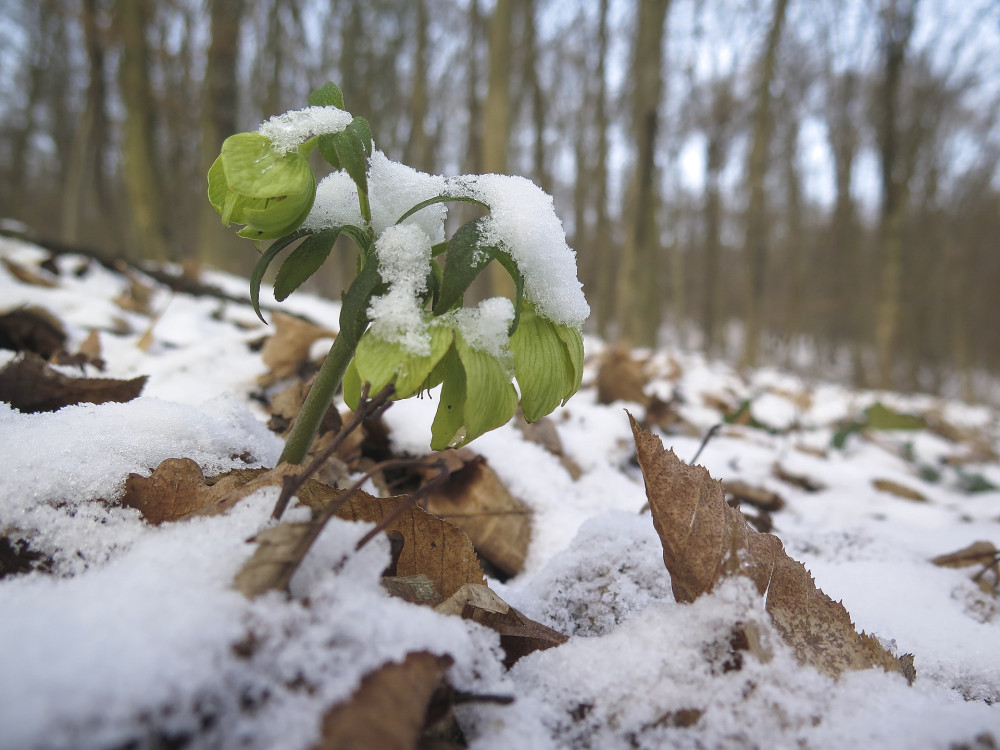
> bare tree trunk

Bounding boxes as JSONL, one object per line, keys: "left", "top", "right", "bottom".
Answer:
{"left": 483, "top": 0, "right": 515, "bottom": 297}
{"left": 592, "top": 0, "right": 614, "bottom": 337}
{"left": 615, "top": 0, "right": 671, "bottom": 347}
{"left": 404, "top": 0, "right": 433, "bottom": 173}
{"left": 115, "top": 0, "right": 170, "bottom": 260}
{"left": 739, "top": 0, "right": 789, "bottom": 369}
{"left": 521, "top": 0, "right": 549, "bottom": 193}
{"left": 198, "top": 0, "right": 244, "bottom": 267}
{"left": 874, "top": 0, "right": 918, "bottom": 389}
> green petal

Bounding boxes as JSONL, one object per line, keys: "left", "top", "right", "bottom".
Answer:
{"left": 510, "top": 305, "right": 576, "bottom": 421}
{"left": 453, "top": 332, "right": 518, "bottom": 445}
{"left": 431, "top": 347, "right": 467, "bottom": 450}
{"left": 207, "top": 155, "right": 229, "bottom": 213}
{"left": 238, "top": 173, "right": 316, "bottom": 238}
{"left": 343, "top": 357, "right": 362, "bottom": 411}
{"left": 221, "top": 132, "right": 313, "bottom": 199}
{"left": 352, "top": 325, "right": 454, "bottom": 402}
{"left": 553, "top": 322, "right": 584, "bottom": 404}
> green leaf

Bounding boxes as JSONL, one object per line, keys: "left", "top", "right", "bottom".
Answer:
{"left": 347, "top": 116, "right": 373, "bottom": 155}
{"left": 317, "top": 133, "right": 341, "bottom": 170}
{"left": 221, "top": 133, "right": 313, "bottom": 199}
{"left": 863, "top": 402, "right": 927, "bottom": 431}
{"left": 431, "top": 347, "right": 467, "bottom": 450}
{"left": 332, "top": 129, "right": 369, "bottom": 196}
{"left": 510, "top": 306, "right": 576, "bottom": 421}
{"left": 308, "top": 82, "right": 345, "bottom": 109}
{"left": 453, "top": 333, "right": 518, "bottom": 446}
{"left": 273, "top": 228, "right": 341, "bottom": 302}
{"left": 249, "top": 231, "right": 308, "bottom": 323}
{"left": 339, "top": 257, "right": 383, "bottom": 343}
{"left": 433, "top": 220, "right": 497, "bottom": 315}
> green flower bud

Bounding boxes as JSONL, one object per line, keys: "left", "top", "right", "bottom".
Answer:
{"left": 510, "top": 303, "right": 584, "bottom": 422}
{"left": 207, "top": 132, "right": 316, "bottom": 240}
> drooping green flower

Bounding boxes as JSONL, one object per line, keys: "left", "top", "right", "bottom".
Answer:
{"left": 343, "top": 320, "right": 518, "bottom": 451}
{"left": 509, "top": 302, "right": 584, "bottom": 422}
{"left": 207, "top": 132, "right": 316, "bottom": 240}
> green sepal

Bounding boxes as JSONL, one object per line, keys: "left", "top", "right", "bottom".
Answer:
{"left": 553, "top": 323, "right": 584, "bottom": 404}
{"left": 510, "top": 305, "right": 577, "bottom": 421}
{"left": 452, "top": 332, "right": 518, "bottom": 446}
{"left": 221, "top": 132, "right": 312, "bottom": 199}
{"left": 308, "top": 82, "right": 345, "bottom": 109}
{"left": 433, "top": 219, "right": 497, "bottom": 315}
{"left": 430, "top": 347, "right": 467, "bottom": 450}
{"left": 273, "top": 227, "right": 341, "bottom": 302}
{"left": 345, "top": 324, "right": 455, "bottom": 411}
{"left": 249, "top": 230, "right": 309, "bottom": 323}
{"left": 343, "top": 358, "right": 362, "bottom": 411}
{"left": 236, "top": 171, "right": 316, "bottom": 239}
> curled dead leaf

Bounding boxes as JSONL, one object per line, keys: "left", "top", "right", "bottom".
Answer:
{"left": 596, "top": 344, "right": 648, "bottom": 406}
{"left": 313, "top": 652, "right": 455, "bottom": 750}
{"left": 0, "top": 306, "right": 66, "bottom": 358}
{"left": 629, "top": 413, "right": 915, "bottom": 683}
{"left": 872, "top": 478, "right": 928, "bottom": 503}
{"left": 435, "top": 583, "right": 568, "bottom": 667}
{"left": 0, "top": 352, "right": 146, "bottom": 412}
{"left": 723, "top": 480, "right": 785, "bottom": 512}
{"left": 420, "top": 451, "right": 531, "bottom": 577}
{"left": 931, "top": 541, "right": 999, "bottom": 569}
{"left": 121, "top": 458, "right": 246, "bottom": 524}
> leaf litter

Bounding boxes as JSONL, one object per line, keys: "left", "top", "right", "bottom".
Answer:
{"left": 2, "top": 238, "right": 1000, "bottom": 749}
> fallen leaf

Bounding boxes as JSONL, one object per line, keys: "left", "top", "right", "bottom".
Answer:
{"left": 872, "top": 478, "right": 928, "bottom": 503}
{"left": 629, "top": 413, "right": 915, "bottom": 683}
{"left": 420, "top": 451, "right": 531, "bottom": 577}
{"left": 0, "top": 306, "right": 66, "bottom": 358}
{"left": 258, "top": 311, "right": 335, "bottom": 385}
{"left": 1, "top": 257, "right": 59, "bottom": 288}
{"left": 931, "top": 541, "right": 999, "bottom": 569}
{"left": 382, "top": 574, "right": 444, "bottom": 607}
{"left": 596, "top": 344, "right": 648, "bottom": 405}
{"left": 0, "top": 352, "right": 146, "bottom": 412}
{"left": 120, "top": 458, "right": 246, "bottom": 525}
{"left": 435, "top": 583, "right": 568, "bottom": 667}
{"left": 723, "top": 480, "right": 785, "bottom": 512}
{"left": 52, "top": 329, "right": 106, "bottom": 371}
{"left": 228, "top": 470, "right": 486, "bottom": 600}
{"left": 773, "top": 463, "right": 826, "bottom": 493}
{"left": 313, "top": 652, "right": 454, "bottom": 750}
{"left": 113, "top": 268, "right": 156, "bottom": 315}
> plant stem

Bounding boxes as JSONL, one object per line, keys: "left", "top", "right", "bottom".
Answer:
{"left": 277, "top": 329, "right": 358, "bottom": 465}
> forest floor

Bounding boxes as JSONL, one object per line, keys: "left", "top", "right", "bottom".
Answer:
{"left": 1, "top": 235, "right": 999, "bottom": 750}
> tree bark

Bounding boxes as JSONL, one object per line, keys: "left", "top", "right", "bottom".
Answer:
{"left": 615, "top": 0, "right": 671, "bottom": 346}
{"left": 116, "top": 0, "right": 170, "bottom": 260}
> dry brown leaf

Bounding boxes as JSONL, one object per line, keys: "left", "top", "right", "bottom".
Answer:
{"left": 120, "top": 458, "right": 248, "bottom": 524}
{"left": 2, "top": 257, "right": 59, "bottom": 288}
{"left": 773, "top": 463, "right": 826, "bottom": 493}
{"left": 931, "top": 541, "right": 999, "bottom": 568}
{"left": 872, "top": 478, "right": 928, "bottom": 503}
{"left": 420, "top": 451, "right": 531, "bottom": 577}
{"left": 51, "top": 329, "right": 105, "bottom": 371}
{"left": 0, "top": 306, "right": 66, "bottom": 358}
{"left": 313, "top": 652, "right": 454, "bottom": 750}
{"left": 435, "top": 583, "right": 568, "bottom": 667}
{"left": 258, "top": 311, "right": 335, "bottom": 385}
{"left": 0, "top": 352, "right": 146, "bottom": 412}
{"left": 723, "top": 480, "right": 785, "bottom": 512}
{"left": 629, "top": 413, "right": 915, "bottom": 683}
{"left": 382, "top": 574, "right": 444, "bottom": 607}
{"left": 596, "top": 344, "right": 649, "bottom": 406}
{"left": 113, "top": 269, "right": 156, "bottom": 315}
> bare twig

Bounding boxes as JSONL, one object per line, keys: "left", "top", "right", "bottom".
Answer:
{"left": 690, "top": 423, "right": 722, "bottom": 465}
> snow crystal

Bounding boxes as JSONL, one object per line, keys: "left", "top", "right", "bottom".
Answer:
{"left": 367, "top": 223, "right": 433, "bottom": 354}
{"left": 257, "top": 106, "right": 353, "bottom": 154}
{"left": 453, "top": 173, "right": 589, "bottom": 328}
{"left": 450, "top": 296, "right": 515, "bottom": 358}
{"left": 298, "top": 170, "right": 364, "bottom": 232}
{"left": 368, "top": 150, "right": 449, "bottom": 242}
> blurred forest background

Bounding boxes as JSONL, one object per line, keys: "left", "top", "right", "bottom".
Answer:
{"left": 1, "top": 0, "right": 999, "bottom": 401}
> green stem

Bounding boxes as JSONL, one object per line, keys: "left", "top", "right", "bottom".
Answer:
{"left": 277, "top": 329, "right": 359, "bottom": 465}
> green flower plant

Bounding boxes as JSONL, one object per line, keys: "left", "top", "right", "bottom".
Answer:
{"left": 208, "top": 82, "right": 589, "bottom": 464}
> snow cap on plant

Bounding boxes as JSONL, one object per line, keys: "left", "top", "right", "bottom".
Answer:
{"left": 207, "top": 81, "right": 589, "bottom": 460}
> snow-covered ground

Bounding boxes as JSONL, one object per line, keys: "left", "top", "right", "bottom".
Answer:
{"left": 1, "top": 235, "right": 998, "bottom": 749}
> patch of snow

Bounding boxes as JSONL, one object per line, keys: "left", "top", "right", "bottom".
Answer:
{"left": 258, "top": 106, "right": 353, "bottom": 154}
